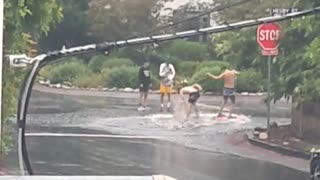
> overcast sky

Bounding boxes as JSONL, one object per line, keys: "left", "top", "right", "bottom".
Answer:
{"left": 162, "top": 0, "right": 212, "bottom": 15}
{"left": 167, "top": 0, "right": 212, "bottom": 8}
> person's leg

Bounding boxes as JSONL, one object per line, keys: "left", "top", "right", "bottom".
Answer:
{"left": 193, "top": 103, "right": 200, "bottom": 118}
{"left": 186, "top": 103, "right": 192, "bottom": 117}
{"left": 167, "top": 93, "right": 171, "bottom": 111}
{"left": 139, "top": 92, "right": 143, "bottom": 106}
{"left": 160, "top": 93, "right": 164, "bottom": 111}
{"left": 143, "top": 92, "right": 148, "bottom": 107}
{"left": 139, "top": 85, "right": 144, "bottom": 107}
{"left": 160, "top": 84, "right": 165, "bottom": 111}
{"left": 142, "top": 84, "right": 149, "bottom": 107}
{"left": 228, "top": 95, "right": 236, "bottom": 118}
{"left": 218, "top": 96, "right": 228, "bottom": 116}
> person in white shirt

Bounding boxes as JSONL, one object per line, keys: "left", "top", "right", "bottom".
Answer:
{"left": 159, "top": 62, "right": 176, "bottom": 112}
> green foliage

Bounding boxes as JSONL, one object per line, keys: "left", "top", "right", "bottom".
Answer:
{"left": 3, "top": 0, "right": 63, "bottom": 152}
{"left": 105, "top": 66, "right": 140, "bottom": 88}
{"left": 176, "top": 61, "right": 199, "bottom": 77}
{"left": 88, "top": 55, "right": 109, "bottom": 73}
{"left": 195, "top": 61, "right": 230, "bottom": 72}
{"left": 236, "top": 69, "right": 264, "bottom": 93}
{"left": 151, "top": 76, "right": 160, "bottom": 90}
{"left": 39, "top": 65, "right": 54, "bottom": 80}
{"left": 87, "top": 0, "right": 164, "bottom": 41}
{"left": 46, "top": 59, "right": 89, "bottom": 84}
{"left": 102, "top": 58, "right": 134, "bottom": 69}
{"left": 214, "top": 29, "right": 260, "bottom": 70}
{"left": 38, "top": 0, "right": 94, "bottom": 51}
{"left": 4, "top": 0, "right": 63, "bottom": 52}
{"left": 190, "top": 66, "right": 224, "bottom": 92}
{"left": 294, "top": 79, "right": 320, "bottom": 102}
{"left": 73, "top": 72, "right": 107, "bottom": 88}
{"left": 165, "top": 40, "right": 208, "bottom": 61}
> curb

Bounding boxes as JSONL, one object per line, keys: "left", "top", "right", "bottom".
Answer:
{"left": 246, "top": 131, "right": 310, "bottom": 160}
{"left": 37, "top": 81, "right": 267, "bottom": 97}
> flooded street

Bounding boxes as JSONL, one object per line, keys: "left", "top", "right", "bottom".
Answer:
{"left": 4, "top": 87, "right": 309, "bottom": 179}
{"left": 6, "top": 135, "right": 308, "bottom": 180}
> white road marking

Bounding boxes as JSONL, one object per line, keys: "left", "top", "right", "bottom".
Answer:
{"left": 25, "top": 133, "right": 166, "bottom": 139}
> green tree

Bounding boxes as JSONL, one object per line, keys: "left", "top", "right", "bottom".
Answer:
{"left": 38, "top": 0, "right": 95, "bottom": 52}
{"left": 163, "top": 40, "right": 209, "bottom": 61}
{"left": 86, "top": 0, "right": 171, "bottom": 41}
{"left": 3, "top": 0, "right": 63, "bottom": 150}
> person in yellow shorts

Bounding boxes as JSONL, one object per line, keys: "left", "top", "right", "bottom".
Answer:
{"left": 159, "top": 62, "right": 176, "bottom": 112}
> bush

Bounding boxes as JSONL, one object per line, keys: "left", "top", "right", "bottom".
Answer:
{"left": 195, "top": 61, "right": 230, "bottom": 72}
{"left": 102, "top": 58, "right": 134, "bottom": 69}
{"left": 73, "top": 72, "right": 109, "bottom": 88}
{"left": 190, "top": 66, "right": 224, "bottom": 92}
{"left": 105, "top": 66, "right": 139, "bottom": 88}
{"left": 166, "top": 40, "right": 208, "bottom": 61}
{"left": 88, "top": 55, "right": 109, "bottom": 73}
{"left": 39, "top": 65, "right": 54, "bottom": 80}
{"left": 236, "top": 69, "right": 264, "bottom": 93}
{"left": 176, "top": 61, "right": 200, "bottom": 77}
{"left": 151, "top": 76, "right": 160, "bottom": 90}
{"left": 46, "top": 60, "right": 89, "bottom": 84}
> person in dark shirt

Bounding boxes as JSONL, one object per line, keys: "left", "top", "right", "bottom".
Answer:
{"left": 138, "top": 61, "right": 152, "bottom": 110}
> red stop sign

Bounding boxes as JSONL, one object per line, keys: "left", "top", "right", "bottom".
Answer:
{"left": 257, "top": 23, "right": 281, "bottom": 50}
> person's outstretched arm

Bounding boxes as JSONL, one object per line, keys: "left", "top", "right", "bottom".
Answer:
{"left": 233, "top": 70, "right": 240, "bottom": 75}
{"left": 206, "top": 72, "right": 224, "bottom": 80}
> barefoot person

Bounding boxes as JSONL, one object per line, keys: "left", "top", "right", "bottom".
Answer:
{"left": 207, "top": 68, "right": 240, "bottom": 118}
{"left": 180, "top": 84, "right": 202, "bottom": 119}
{"left": 138, "top": 61, "right": 151, "bottom": 110}
{"left": 159, "top": 62, "right": 176, "bottom": 112}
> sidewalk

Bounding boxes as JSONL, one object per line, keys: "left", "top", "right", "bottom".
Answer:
{"left": 246, "top": 125, "right": 320, "bottom": 160}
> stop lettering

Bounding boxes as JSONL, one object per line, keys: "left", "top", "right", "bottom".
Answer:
{"left": 257, "top": 23, "right": 281, "bottom": 50}
{"left": 259, "top": 29, "right": 280, "bottom": 41}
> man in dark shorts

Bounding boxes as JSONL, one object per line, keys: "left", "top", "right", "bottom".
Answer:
{"left": 207, "top": 68, "right": 240, "bottom": 118}
{"left": 180, "top": 84, "right": 202, "bottom": 118}
{"left": 138, "top": 62, "right": 151, "bottom": 110}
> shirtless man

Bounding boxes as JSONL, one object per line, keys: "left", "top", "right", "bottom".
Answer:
{"left": 180, "top": 84, "right": 202, "bottom": 118}
{"left": 207, "top": 68, "right": 240, "bottom": 118}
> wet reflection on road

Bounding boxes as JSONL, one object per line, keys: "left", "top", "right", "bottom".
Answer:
{"left": 7, "top": 134, "right": 309, "bottom": 180}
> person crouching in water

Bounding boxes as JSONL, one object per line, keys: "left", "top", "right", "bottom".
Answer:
{"left": 179, "top": 84, "right": 202, "bottom": 119}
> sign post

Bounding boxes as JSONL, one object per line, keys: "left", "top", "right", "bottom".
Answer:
{"left": 257, "top": 23, "right": 281, "bottom": 135}
{"left": 0, "top": 0, "right": 3, "bottom": 156}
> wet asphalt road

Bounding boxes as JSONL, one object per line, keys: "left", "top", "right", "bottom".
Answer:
{"left": 7, "top": 135, "right": 309, "bottom": 180}
{"left": 3, "top": 87, "right": 310, "bottom": 179}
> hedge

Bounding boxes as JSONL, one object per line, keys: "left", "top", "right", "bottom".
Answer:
{"left": 45, "top": 60, "right": 89, "bottom": 84}
{"left": 88, "top": 55, "right": 108, "bottom": 73}
{"left": 105, "top": 66, "right": 140, "bottom": 88}
{"left": 176, "top": 61, "right": 199, "bottom": 77}
{"left": 195, "top": 61, "right": 230, "bottom": 72}
{"left": 102, "top": 58, "right": 134, "bottom": 69}
{"left": 190, "top": 66, "right": 224, "bottom": 92}
{"left": 236, "top": 69, "right": 264, "bottom": 93}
